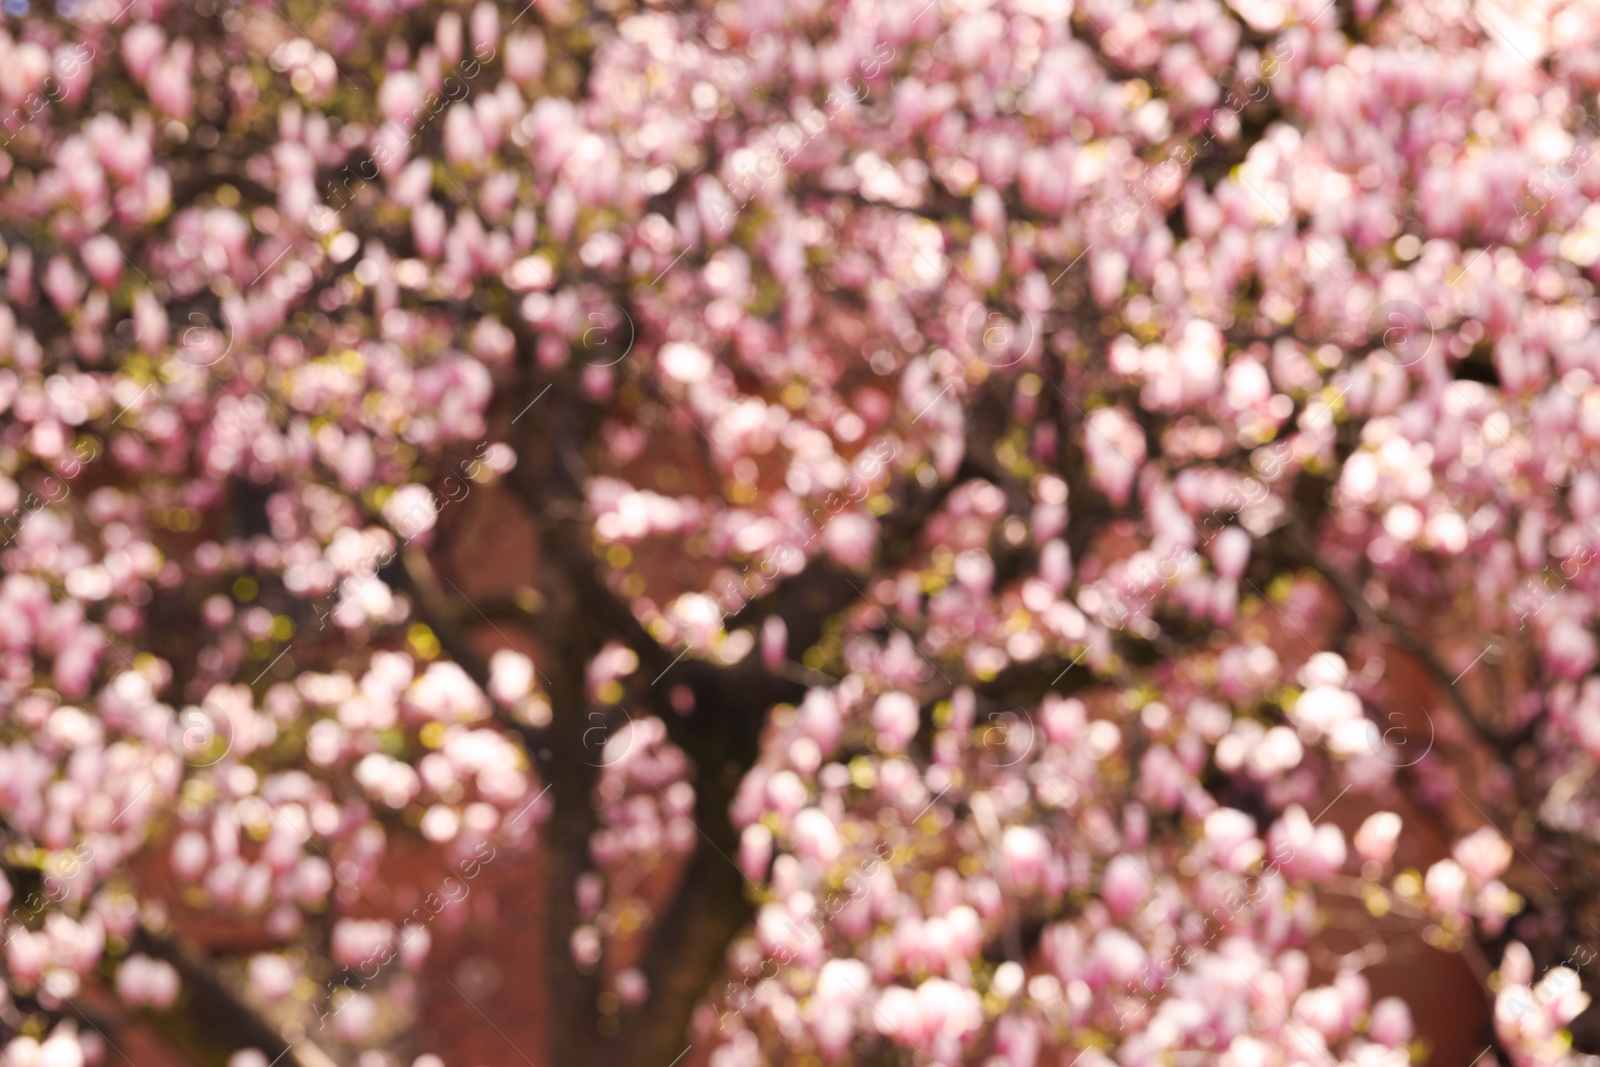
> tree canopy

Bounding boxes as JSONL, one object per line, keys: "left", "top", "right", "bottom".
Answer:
{"left": 0, "top": 0, "right": 1598, "bottom": 1065}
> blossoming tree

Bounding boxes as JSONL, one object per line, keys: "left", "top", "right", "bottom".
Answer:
{"left": 1, "top": 0, "right": 1598, "bottom": 1064}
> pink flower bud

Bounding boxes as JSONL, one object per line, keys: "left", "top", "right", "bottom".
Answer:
{"left": 247, "top": 954, "right": 294, "bottom": 1000}
{"left": 1220, "top": 1036, "right": 1272, "bottom": 1067}
{"left": 378, "top": 71, "right": 424, "bottom": 128}
{"left": 1354, "top": 812, "right": 1401, "bottom": 867}
{"left": 148, "top": 41, "right": 194, "bottom": 121}
{"left": 1205, "top": 807, "right": 1260, "bottom": 871}
{"left": 1453, "top": 826, "right": 1513, "bottom": 885}
{"left": 43, "top": 257, "right": 84, "bottom": 312}
{"left": 972, "top": 186, "right": 1006, "bottom": 235}
{"left": 80, "top": 238, "right": 123, "bottom": 289}
{"left": 871, "top": 692, "right": 919, "bottom": 753}
{"left": 814, "top": 960, "right": 870, "bottom": 1058}
{"left": 1101, "top": 855, "right": 1147, "bottom": 918}
{"left": 7, "top": 930, "right": 47, "bottom": 985}
{"left": 1211, "top": 526, "right": 1251, "bottom": 580}
{"left": 1423, "top": 858, "right": 1467, "bottom": 915}
{"left": 1537, "top": 967, "right": 1590, "bottom": 1027}
{"left": 822, "top": 512, "right": 878, "bottom": 570}
{"left": 1090, "top": 249, "right": 1129, "bottom": 308}
{"left": 471, "top": 1, "right": 499, "bottom": 54}
{"left": 953, "top": 549, "right": 994, "bottom": 594}
{"left": 0, "top": 43, "right": 47, "bottom": 105}
{"left": 1369, "top": 996, "right": 1413, "bottom": 1046}
{"left": 412, "top": 201, "right": 446, "bottom": 259}
{"left": 1084, "top": 407, "right": 1145, "bottom": 507}
{"left": 614, "top": 967, "right": 647, "bottom": 1009}
{"left": 1546, "top": 618, "right": 1597, "bottom": 679}
{"left": 437, "top": 12, "right": 463, "bottom": 65}
{"left": 121, "top": 25, "right": 166, "bottom": 84}
{"left": 797, "top": 689, "right": 841, "bottom": 754}
{"left": 1293, "top": 985, "right": 1350, "bottom": 1039}
{"left": 505, "top": 33, "right": 546, "bottom": 84}
{"left": 564, "top": 874, "right": 599, "bottom": 921}
{"left": 50, "top": 45, "right": 91, "bottom": 104}
{"left": 387, "top": 159, "right": 432, "bottom": 210}
{"left": 949, "top": 687, "right": 976, "bottom": 734}
{"left": 400, "top": 924, "right": 431, "bottom": 970}
{"left": 740, "top": 823, "right": 773, "bottom": 881}
{"left": 995, "top": 1015, "right": 1039, "bottom": 1067}
{"left": 487, "top": 650, "right": 535, "bottom": 706}
{"left": 570, "top": 925, "right": 600, "bottom": 969}
{"left": 3, "top": 1037, "right": 41, "bottom": 1067}
{"left": 1089, "top": 928, "right": 1147, "bottom": 990}
{"left": 170, "top": 830, "right": 208, "bottom": 880}
{"left": 115, "top": 955, "right": 179, "bottom": 1010}
{"left": 766, "top": 770, "right": 807, "bottom": 817}
{"left": 793, "top": 808, "right": 841, "bottom": 866}
{"left": 1041, "top": 696, "right": 1085, "bottom": 746}
{"left": 443, "top": 104, "right": 484, "bottom": 165}
{"left": 969, "top": 233, "right": 1001, "bottom": 287}
{"left": 35, "top": 1030, "right": 81, "bottom": 1067}
{"left": 1501, "top": 941, "right": 1534, "bottom": 986}
{"left": 1000, "top": 826, "right": 1049, "bottom": 892}
{"left": 761, "top": 616, "right": 787, "bottom": 670}
{"left": 546, "top": 185, "right": 577, "bottom": 241}
{"left": 1334, "top": 970, "right": 1369, "bottom": 1022}
{"left": 132, "top": 290, "right": 167, "bottom": 352}
{"left": 1308, "top": 824, "right": 1347, "bottom": 879}
{"left": 334, "top": 992, "right": 376, "bottom": 1044}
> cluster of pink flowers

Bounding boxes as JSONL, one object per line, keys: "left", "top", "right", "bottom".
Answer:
{"left": 2, "top": 0, "right": 1600, "bottom": 1063}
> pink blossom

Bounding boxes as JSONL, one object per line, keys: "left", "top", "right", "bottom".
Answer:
{"left": 740, "top": 823, "right": 773, "bottom": 881}
{"left": 1210, "top": 527, "right": 1251, "bottom": 581}
{"left": 1101, "top": 855, "right": 1148, "bottom": 918}
{"left": 34, "top": 1029, "right": 81, "bottom": 1067}
{"left": 7, "top": 5, "right": 1600, "bottom": 1065}
{"left": 1424, "top": 859, "right": 1468, "bottom": 916}
{"left": 1354, "top": 812, "right": 1402, "bottom": 867}
{"left": 871, "top": 692, "right": 919, "bottom": 753}
{"left": 114, "top": 955, "right": 178, "bottom": 1010}
{"left": 792, "top": 808, "right": 840, "bottom": 866}
{"left": 797, "top": 689, "right": 842, "bottom": 754}
{"left": 120, "top": 25, "right": 165, "bottom": 83}
{"left": 1084, "top": 407, "right": 1146, "bottom": 507}
{"left": 1454, "top": 826, "right": 1513, "bottom": 885}
{"left": 488, "top": 649, "right": 536, "bottom": 706}
{"left": 813, "top": 960, "right": 869, "bottom": 1059}
{"left": 1001, "top": 826, "right": 1050, "bottom": 892}
{"left": 1369, "top": 996, "right": 1413, "bottom": 1046}
{"left": 822, "top": 512, "right": 878, "bottom": 570}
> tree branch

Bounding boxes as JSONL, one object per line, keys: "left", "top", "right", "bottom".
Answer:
{"left": 135, "top": 928, "right": 341, "bottom": 1067}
